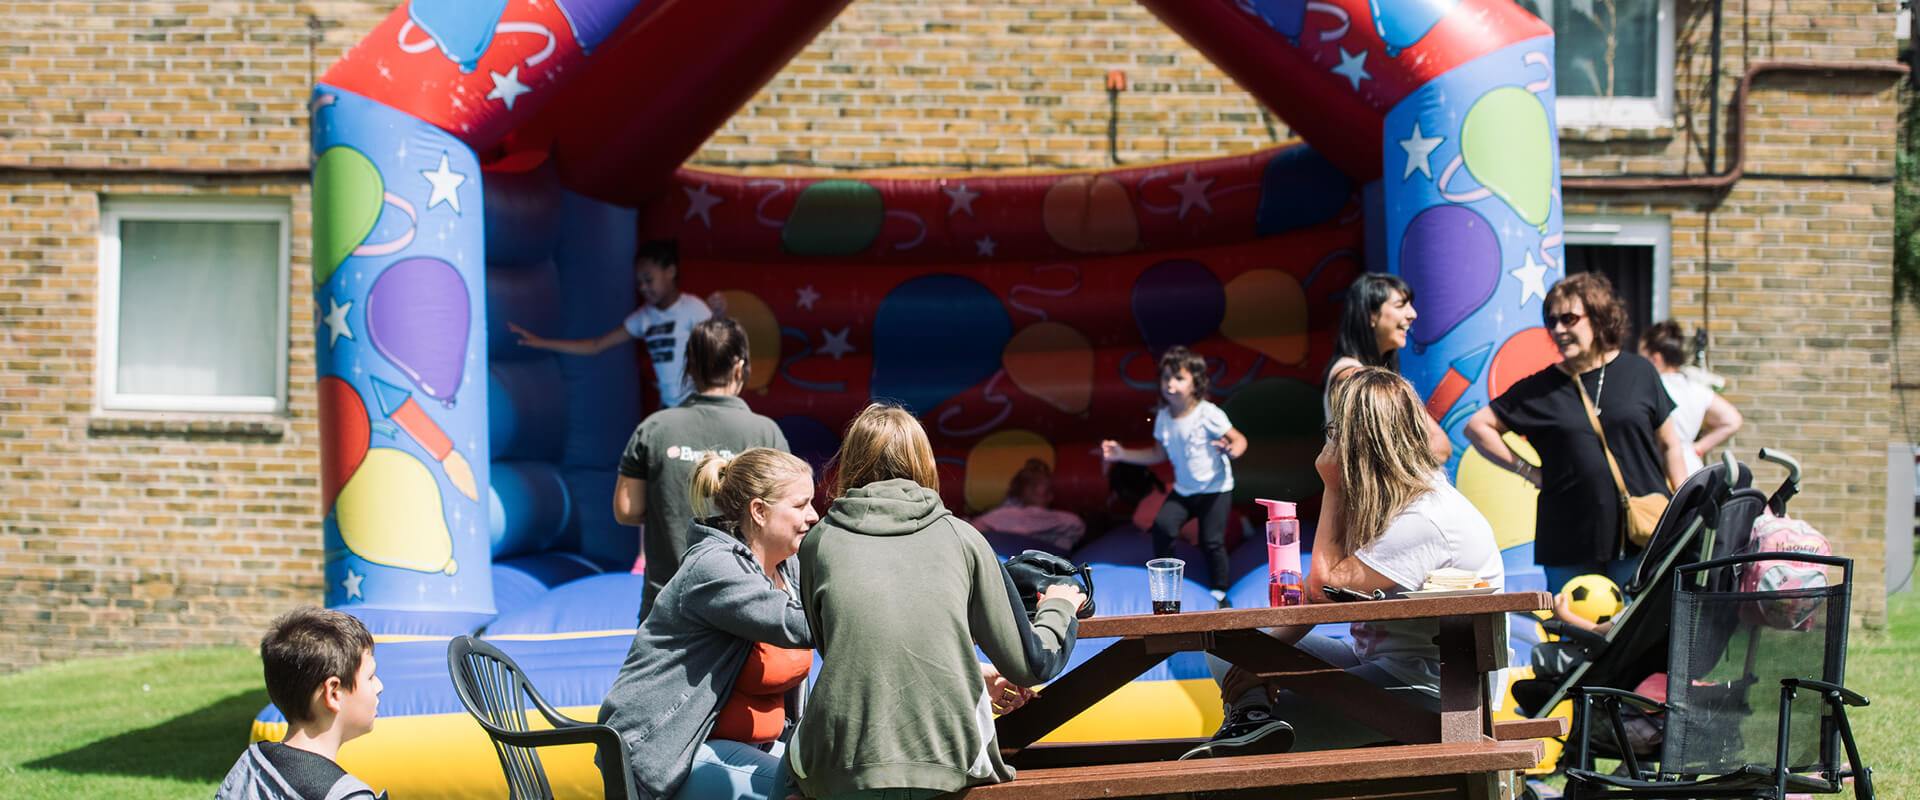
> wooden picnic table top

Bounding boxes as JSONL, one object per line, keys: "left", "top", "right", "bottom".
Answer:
{"left": 1074, "top": 591, "right": 1552, "bottom": 638}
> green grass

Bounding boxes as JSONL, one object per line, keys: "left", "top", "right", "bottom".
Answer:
{"left": 2, "top": 597, "right": 1916, "bottom": 799}
{"left": 0, "top": 647, "right": 262, "bottom": 799}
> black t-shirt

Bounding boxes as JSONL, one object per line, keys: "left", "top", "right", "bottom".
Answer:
{"left": 1489, "top": 352, "right": 1674, "bottom": 566}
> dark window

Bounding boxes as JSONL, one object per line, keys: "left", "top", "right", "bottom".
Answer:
{"left": 1565, "top": 243, "right": 1655, "bottom": 346}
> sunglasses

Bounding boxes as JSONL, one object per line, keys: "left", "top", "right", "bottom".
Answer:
{"left": 1547, "top": 311, "right": 1585, "bottom": 329}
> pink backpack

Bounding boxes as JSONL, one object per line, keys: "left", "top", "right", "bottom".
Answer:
{"left": 1739, "top": 513, "right": 1832, "bottom": 631}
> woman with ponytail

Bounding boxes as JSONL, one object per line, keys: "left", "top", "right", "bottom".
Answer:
{"left": 598, "top": 448, "right": 817, "bottom": 800}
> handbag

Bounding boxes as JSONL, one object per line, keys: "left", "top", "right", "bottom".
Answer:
{"left": 1571, "top": 371, "right": 1667, "bottom": 548}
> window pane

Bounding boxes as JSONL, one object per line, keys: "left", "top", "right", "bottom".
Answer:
{"left": 1566, "top": 243, "right": 1655, "bottom": 344}
{"left": 116, "top": 219, "right": 279, "bottom": 398}
{"left": 1517, "top": 0, "right": 1660, "bottom": 99}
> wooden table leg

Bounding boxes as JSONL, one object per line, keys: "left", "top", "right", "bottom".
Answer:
{"left": 1208, "top": 629, "right": 1442, "bottom": 745}
{"left": 1437, "top": 615, "right": 1492, "bottom": 743}
{"left": 995, "top": 636, "right": 1171, "bottom": 751}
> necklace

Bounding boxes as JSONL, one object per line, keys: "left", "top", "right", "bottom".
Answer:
{"left": 1590, "top": 363, "right": 1606, "bottom": 413}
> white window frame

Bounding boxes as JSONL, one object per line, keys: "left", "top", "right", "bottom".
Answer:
{"left": 1562, "top": 214, "right": 1671, "bottom": 324}
{"left": 96, "top": 197, "right": 291, "bottom": 414}
{"left": 1545, "top": 0, "right": 1677, "bottom": 131}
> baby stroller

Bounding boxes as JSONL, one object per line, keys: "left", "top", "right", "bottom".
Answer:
{"left": 1511, "top": 449, "right": 1804, "bottom": 765}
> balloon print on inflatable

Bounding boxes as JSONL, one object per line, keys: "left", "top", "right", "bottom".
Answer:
{"left": 1002, "top": 322, "right": 1095, "bottom": 415}
{"left": 1369, "top": 0, "right": 1463, "bottom": 57}
{"left": 1042, "top": 174, "right": 1140, "bottom": 254}
{"left": 1220, "top": 269, "right": 1310, "bottom": 365}
{"left": 716, "top": 289, "right": 781, "bottom": 392}
{"left": 1132, "top": 259, "right": 1224, "bottom": 352}
{"left": 870, "top": 274, "right": 1011, "bottom": 415}
{"left": 964, "top": 430, "right": 1055, "bottom": 513}
{"left": 312, "top": 147, "right": 416, "bottom": 288}
{"left": 319, "top": 376, "right": 371, "bottom": 513}
{"left": 405, "top": 0, "right": 511, "bottom": 73}
{"left": 782, "top": 180, "right": 885, "bottom": 256}
{"left": 336, "top": 448, "right": 458, "bottom": 574}
{"left": 1461, "top": 86, "right": 1555, "bottom": 232}
{"left": 367, "top": 257, "right": 471, "bottom": 407}
{"left": 1399, "top": 204, "right": 1498, "bottom": 351}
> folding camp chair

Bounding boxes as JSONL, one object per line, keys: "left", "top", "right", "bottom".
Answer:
{"left": 1563, "top": 552, "right": 1872, "bottom": 800}
{"left": 447, "top": 635, "right": 636, "bottom": 800}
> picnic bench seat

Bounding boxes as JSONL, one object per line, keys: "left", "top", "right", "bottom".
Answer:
{"left": 957, "top": 739, "right": 1544, "bottom": 800}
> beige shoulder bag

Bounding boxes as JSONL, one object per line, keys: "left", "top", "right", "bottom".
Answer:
{"left": 1571, "top": 369, "right": 1667, "bottom": 548}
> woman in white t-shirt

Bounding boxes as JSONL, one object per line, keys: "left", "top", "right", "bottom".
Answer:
{"left": 1639, "top": 321, "right": 1742, "bottom": 474}
{"left": 1182, "top": 367, "right": 1502, "bottom": 759}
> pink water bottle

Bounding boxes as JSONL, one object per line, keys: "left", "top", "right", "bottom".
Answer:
{"left": 1256, "top": 499, "right": 1302, "bottom": 607}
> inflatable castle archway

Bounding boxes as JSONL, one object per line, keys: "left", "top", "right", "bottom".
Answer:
{"left": 288, "top": 1, "right": 1568, "bottom": 795}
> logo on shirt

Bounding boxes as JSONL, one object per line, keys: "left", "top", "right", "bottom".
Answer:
{"left": 644, "top": 321, "right": 678, "bottom": 365}
{"left": 665, "top": 445, "right": 738, "bottom": 463}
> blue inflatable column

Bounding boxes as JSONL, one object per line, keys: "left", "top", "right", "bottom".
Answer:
{"left": 1383, "top": 37, "right": 1564, "bottom": 480}
{"left": 311, "top": 85, "right": 494, "bottom": 632}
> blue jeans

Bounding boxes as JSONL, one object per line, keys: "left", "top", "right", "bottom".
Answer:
{"left": 670, "top": 740, "right": 790, "bottom": 800}
{"left": 1542, "top": 557, "right": 1637, "bottom": 595}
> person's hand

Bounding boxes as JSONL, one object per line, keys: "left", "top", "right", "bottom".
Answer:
{"left": 1553, "top": 592, "right": 1603, "bottom": 632}
{"left": 506, "top": 322, "right": 539, "bottom": 347}
{"left": 1099, "top": 440, "right": 1121, "bottom": 462}
{"left": 1313, "top": 436, "right": 1340, "bottom": 491}
{"left": 982, "top": 664, "right": 1037, "bottom": 714}
{"left": 1515, "top": 461, "right": 1543, "bottom": 489}
{"left": 1212, "top": 436, "right": 1232, "bottom": 455}
{"left": 1040, "top": 581, "right": 1086, "bottom": 611}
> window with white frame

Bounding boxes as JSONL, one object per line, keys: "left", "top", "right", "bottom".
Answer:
{"left": 1516, "top": 0, "right": 1676, "bottom": 129}
{"left": 97, "top": 198, "right": 290, "bottom": 413}
{"left": 1562, "top": 215, "right": 1671, "bottom": 345}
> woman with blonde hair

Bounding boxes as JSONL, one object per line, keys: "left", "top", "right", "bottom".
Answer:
{"left": 1182, "top": 368, "right": 1502, "bottom": 759}
{"left": 599, "top": 447, "right": 816, "bottom": 800}
{"left": 787, "top": 403, "right": 1085, "bottom": 800}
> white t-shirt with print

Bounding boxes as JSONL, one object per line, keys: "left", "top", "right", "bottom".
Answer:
{"left": 623, "top": 293, "right": 711, "bottom": 411}
{"left": 1153, "top": 400, "right": 1234, "bottom": 497}
{"left": 1347, "top": 475, "right": 1504, "bottom": 692}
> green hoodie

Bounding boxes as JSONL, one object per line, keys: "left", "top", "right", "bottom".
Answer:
{"left": 790, "top": 478, "right": 1079, "bottom": 796}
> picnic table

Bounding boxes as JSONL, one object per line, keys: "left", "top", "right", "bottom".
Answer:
{"left": 962, "top": 591, "right": 1556, "bottom": 800}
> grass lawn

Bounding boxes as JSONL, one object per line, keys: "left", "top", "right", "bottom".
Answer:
{"left": 2, "top": 594, "right": 1915, "bottom": 799}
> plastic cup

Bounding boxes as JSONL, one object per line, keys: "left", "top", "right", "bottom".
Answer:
{"left": 1147, "top": 558, "right": 1184, "bottom": 614}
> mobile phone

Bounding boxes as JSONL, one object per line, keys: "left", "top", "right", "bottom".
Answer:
{"left": 1323, "top": 586, "right": 1383, "bottom": 603}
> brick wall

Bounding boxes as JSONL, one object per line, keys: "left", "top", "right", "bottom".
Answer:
{"left": 0, "top": 0, "right": 1901, "bottom": 673}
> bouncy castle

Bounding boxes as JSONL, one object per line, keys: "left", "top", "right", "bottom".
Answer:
{"left": 264, "top": 0, "right": 1571, "bottom": 795}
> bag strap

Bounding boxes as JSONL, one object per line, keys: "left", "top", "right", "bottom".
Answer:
{"left": 1570, "top": 369, "right": 1631, "bottom": 504}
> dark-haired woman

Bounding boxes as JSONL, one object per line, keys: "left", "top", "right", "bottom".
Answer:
{"left": 1465, "top": 273, "right": 1688, "bottom": 593}
{"left": 615, "top": 315, "right": 790, "bottom": 619}
{"left": 1639, "top": 320, "right": 1742, "bottom": 474}
{"left": 1326, "top": 273, "right": 1450, "bottom": 462}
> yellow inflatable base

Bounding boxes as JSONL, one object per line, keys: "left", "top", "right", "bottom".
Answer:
{"left": 251, "top": 679, "right": 1229, "bottom": 799}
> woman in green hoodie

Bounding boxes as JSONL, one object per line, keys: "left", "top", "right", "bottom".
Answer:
{"left": 789, "top": 404, "right": 1085, "bottom": 800}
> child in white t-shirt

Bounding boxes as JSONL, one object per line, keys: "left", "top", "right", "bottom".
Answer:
{"left": 508, "top": 239, "right": 712, "bottom": 412}
{"left": 1100, "top": 346, "right": 1246, "bottom": 601}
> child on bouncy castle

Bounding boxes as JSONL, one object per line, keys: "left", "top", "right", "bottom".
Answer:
{"left": 1100, "top": 346, "right": 1247, "bottom": 605}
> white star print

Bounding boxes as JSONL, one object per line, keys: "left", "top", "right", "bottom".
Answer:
{"left": 322, "top": 297, "right": 353, "bottom": 348}
{"left": 819, "top": 327, "right": 855, "bottom": 359}
{"left": 942, "top": 182, "right": 981, "bottom": 217}
{"left": 682, "top": 182, "right": 723, "bottom": 228}
{"left": 975, "top": 234, "right": 997, "bottom": 257}
{"left": 341, "top": 568, "right": 365, "bottom": 601}
{"left": 1169, "top": 169, "right": 1215, "bottom": 220}
{"left": 1333, "top": 47, "right": 1373, "bottom": 91}
{"left": 1510, "top": 250, "right": 1550, "bottom": 305}
{"left": 796, "top": 285, "right": 820, "bottom": 310}
{"left": 486, "top": 65, "right": 531, "bottom": 110}
{"left": 1398, "top": 123, "right": 1444, "bottom": 181}
{"left": 419, "top": 152, "right": 467, "bottom": 213}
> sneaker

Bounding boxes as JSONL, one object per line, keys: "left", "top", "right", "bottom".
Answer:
{"left": 1178, "top": 705, "right": 1294, "bottom": 760}
{"left": 1210, "top": 589, "right": 1231, "bottom": 608}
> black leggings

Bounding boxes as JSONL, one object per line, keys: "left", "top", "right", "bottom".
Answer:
{"left": 1150, "top": 490, "right": 1232, "bottom": 591}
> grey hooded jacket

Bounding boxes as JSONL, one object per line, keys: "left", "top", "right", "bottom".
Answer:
{"left": 597, "top": 520, "right": 812, "bottom": 799}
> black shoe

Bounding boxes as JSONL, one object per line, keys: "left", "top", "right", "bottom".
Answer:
{"left": 1178, "top": 706, "right": 1294, "bottom": 759}
{"left": 1212, "top": 590, "right": 1232, "bottom": 609}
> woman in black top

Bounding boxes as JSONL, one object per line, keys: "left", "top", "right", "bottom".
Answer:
{"left": 1464, "top": 273, "right": 1688, "bottom": 593}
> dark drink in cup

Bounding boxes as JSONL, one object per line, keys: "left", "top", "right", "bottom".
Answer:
{"left": 1152, "top": 600, "right": 1181, "bottom": 615}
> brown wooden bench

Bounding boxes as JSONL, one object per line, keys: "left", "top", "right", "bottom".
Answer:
{"left": 998, "top": 717, "right": 1566, "bottom": 771}
{"left": 956, "top": 739, "right": 1544, "bottom": 800}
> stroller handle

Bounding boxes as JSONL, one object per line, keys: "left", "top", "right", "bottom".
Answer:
{"left": 1757, "top": 448, "right": 1801, "bottom": 516}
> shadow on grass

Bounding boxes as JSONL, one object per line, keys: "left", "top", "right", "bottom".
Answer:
{"left": 24, "top": 689, "right": 269, "bottom": 782}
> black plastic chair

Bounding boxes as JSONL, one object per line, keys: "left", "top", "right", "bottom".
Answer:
{"left": 447, "top": 635, "right": 636, "bottom": 800}
{"left": 1563, "top": 552, "right": 1873, "bottom": 800}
